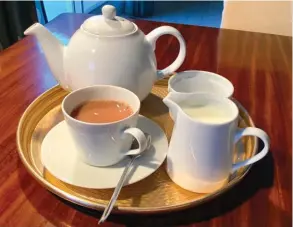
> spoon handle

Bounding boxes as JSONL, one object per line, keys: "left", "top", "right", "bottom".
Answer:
{"left": 99, "top": 157, "right": 135, "bottom": 224}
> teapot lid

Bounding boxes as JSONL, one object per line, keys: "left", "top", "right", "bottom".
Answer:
{"left": 81, "top": 5, "right": 136, "bottom": 36}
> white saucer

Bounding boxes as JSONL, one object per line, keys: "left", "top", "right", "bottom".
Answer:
{"left": 41, "top": 115, "right": 168, "bottom": 189}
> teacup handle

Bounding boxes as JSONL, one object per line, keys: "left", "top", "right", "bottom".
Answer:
{"left": 123, "top": 128, "right": 150, "bottom": 156}
{"left": 232, "top": 127, "right": 270, "bottom": 172}
{"left": 146, "top": 26, "right": 186, "bottom": 80}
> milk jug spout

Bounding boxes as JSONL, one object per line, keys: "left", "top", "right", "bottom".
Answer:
{"left": 163, "top": 92, "right": 187, "bottom": 120}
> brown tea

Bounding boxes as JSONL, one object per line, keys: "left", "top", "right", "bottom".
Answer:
{"left": 71, "top": 100, "right": 133, "bottom": 123}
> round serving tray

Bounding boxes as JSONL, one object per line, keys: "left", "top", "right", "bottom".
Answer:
{"left": 17, "top": 85, "right": 257, "bottom": 213}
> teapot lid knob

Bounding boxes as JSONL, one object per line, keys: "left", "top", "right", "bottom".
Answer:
{"left": 81, "top": 4, "right": 136, "bottom": 36}
{"left": 102, "top": 5, "right": 116, "bottom": 20}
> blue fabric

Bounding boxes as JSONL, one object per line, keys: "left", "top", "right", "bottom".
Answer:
{"left": 124, "top": 1, "right": 154, "bottom": 17}
{"left": 35, "top": 0, "right": 48, "bottom": 24}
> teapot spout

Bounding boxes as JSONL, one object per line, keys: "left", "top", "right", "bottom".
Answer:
{"left": 24, "top": 23, "right": 68, "bottom": 90}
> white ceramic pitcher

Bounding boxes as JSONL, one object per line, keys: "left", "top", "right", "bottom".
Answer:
{"left": 163, "top": 92, "right": 270, "bottom": 193}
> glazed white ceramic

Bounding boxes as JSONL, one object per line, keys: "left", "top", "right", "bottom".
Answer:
{"left": 62, "top": 85, "right": 149, "bottom": 167}
{"left": 41, "top": 116, "right": 168, "bottom": 189}
{"left": 168, "top": 70, "right": 234, "bottom": 98}
{"left": 24, "top": 5, "right": 186, "bottom": 101}
{"left": 163, "top": 92, "right": 270, "bottom": 193}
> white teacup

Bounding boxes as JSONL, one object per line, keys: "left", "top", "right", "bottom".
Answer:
{"left": 62, "top": 85, "right": 149, "bottom": 167}
{"left": 168, "top": 70, "right": 234, "bottom": 97}
{"left": 163, "top": 92, "right": 270, "bottom": 193}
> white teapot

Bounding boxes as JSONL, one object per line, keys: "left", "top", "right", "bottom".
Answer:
{"left": 24, "top": 5, "right": 186, "bottom": 100}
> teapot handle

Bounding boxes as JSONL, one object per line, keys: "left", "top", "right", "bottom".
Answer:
{"left": 146, "top": 26, "right": 186, "bottom": 80}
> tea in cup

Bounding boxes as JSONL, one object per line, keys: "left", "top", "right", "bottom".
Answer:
{"left": 71, "top": 100, "right": 133, "bottom": 123}
{"left": 62, "top": 85, "right": 149, "bottom": 167}
{"left": 163, "top": 92, "right": 270, "bottom": 193}
{"left": 168, "top": 70, "right": 234, "bottom": 97}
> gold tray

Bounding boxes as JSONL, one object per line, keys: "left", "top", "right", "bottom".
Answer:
{"left": 17, "top": 84, "right": 257, "bottom": 213}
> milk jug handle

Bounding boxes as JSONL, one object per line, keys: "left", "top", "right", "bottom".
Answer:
{"left": 232, "top": 127, "right": 270, "bottom": 172}
{"left": 146, "top": 26, "right": 186, "bottom": 80}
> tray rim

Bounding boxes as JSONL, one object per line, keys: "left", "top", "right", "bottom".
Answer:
{"left": 16, "top": 85, "right": 258, "bottom": 213}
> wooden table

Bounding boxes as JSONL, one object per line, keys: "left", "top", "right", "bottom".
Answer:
{"left": 0, "top": 13, "right": 291, "bottom": 227}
